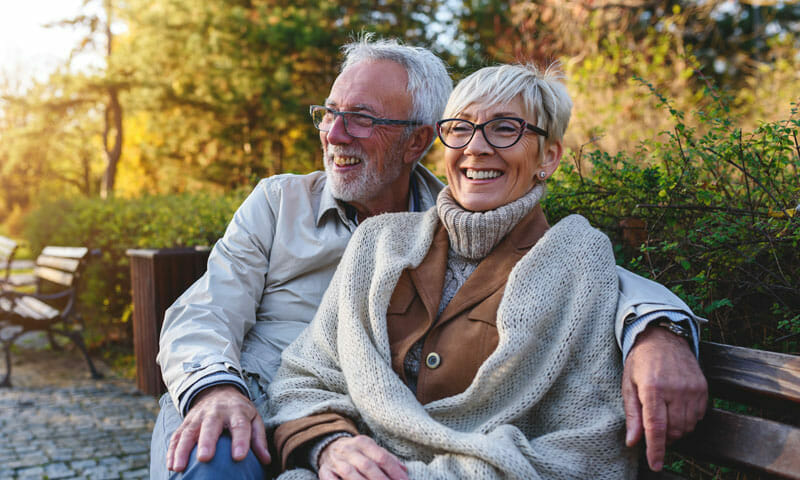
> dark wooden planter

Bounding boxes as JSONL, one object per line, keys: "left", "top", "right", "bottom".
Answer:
{"left": 127, "top": 247, "right": 211, "bottom": 397}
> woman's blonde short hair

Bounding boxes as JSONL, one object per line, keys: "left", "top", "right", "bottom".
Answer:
{"left": 443, "top": 63, "right": 573, "bottom": 144}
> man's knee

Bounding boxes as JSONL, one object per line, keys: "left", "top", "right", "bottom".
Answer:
{"left": 150, "top": 394, "right": 267, "bottom": 479}
{"left": 180, "top": 433, "right": 265, "bottom": 480}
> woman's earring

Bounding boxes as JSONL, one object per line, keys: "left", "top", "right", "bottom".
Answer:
{"left": 538, "top": 171, "right": 547, "bottom": 180}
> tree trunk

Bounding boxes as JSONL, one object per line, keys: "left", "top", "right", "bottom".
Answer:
{"left": 101, "top": 86, "right": 123, "bottom": 199}
{"left": 100, "top": 0, "right": 122, "bottom": 199}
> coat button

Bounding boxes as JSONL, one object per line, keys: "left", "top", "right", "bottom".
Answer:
{"left": 425, "top": 352, "right": 441, "bottom": 369}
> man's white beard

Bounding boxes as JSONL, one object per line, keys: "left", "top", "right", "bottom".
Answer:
{"left": 324, "top": 142, "right": 405, "bottom": 204}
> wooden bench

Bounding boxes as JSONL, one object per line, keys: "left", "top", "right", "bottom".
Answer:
{"left": 641, "top": 341, "right": 800, "bottom": 479}
{"left": 0, "top": 246, "right": 103, "bottom": 387}
{"left": 0, "top": 236, "right": 17, "bottom": 289}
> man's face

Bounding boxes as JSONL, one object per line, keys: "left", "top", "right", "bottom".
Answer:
{"left": 321, "top": 60, "right": 414, "bottom": 205}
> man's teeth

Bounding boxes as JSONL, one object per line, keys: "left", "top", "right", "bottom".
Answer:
{"left": 465, "top": 169, "right": 502, "bottom": 180}
{"left": 334, "top": 157, "right": 362, "bottom": 166}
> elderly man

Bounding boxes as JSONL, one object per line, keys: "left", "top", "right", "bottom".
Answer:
{"left": 151, "top": 37, "right": 706, "bottom": 479}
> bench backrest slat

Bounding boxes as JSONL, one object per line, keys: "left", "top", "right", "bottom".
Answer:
{"left": 34, "top": 266, "right": 75, "bottom": 286}
{"left": 41, "top": 246, "right": 88, "bottom": 259}
{"left": 701, "top": 341, "right": 800, "bottom": 403}
{"left": 674, "top": 408, "right": 800, "bottom": 479}
{"left": 36, "top": 255, "right": 81, "bottom": 273}
{"left": 0, "top": 236, "right": 18, "bottom": 283}
{"left": 0, "top": 236, "right": 16, "bottom": 256}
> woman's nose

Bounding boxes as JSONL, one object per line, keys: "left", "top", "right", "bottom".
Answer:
{"left": 464, "top": 129, "right": 493, "bottom": 155}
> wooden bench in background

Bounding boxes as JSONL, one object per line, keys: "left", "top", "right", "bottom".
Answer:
{"left": 641, "top": 341, "right": 800, "bottom": 479}
{"left": 0, "top": 246, "right": 103, "bottom": 387}
{"left": 0, "top": 236, "right": 18, "bottom": 289}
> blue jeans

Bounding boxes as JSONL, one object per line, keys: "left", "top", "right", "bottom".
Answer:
{"left": 150, "top": 393, "right": 268, "bottom": 480}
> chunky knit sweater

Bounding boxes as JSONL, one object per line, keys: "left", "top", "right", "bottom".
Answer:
{"left": 266, "top": 207, "right": 637, "bottom": 479}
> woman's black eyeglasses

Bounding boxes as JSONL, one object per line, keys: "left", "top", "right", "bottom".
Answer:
{"left": 436, "top": 117, "right": 548, "bottom": 149}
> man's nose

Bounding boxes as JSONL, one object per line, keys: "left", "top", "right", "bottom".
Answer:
{"left": 326, "top": 115, "right": 353, "bottom": 145}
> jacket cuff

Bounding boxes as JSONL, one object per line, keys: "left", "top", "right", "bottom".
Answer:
{"left": 274, "top": 412, "right": 359, "bottom": 471}
{"left": 621, "top": 310, "right": 700, "bottom": 363}
{"left": 178, "top": 371, "right": 249, "bottom": 417}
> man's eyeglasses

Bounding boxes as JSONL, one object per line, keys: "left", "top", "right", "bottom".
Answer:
{"left": 436, "top": 117, "right": 548, "bottom": 150}
{"left": 310, "top": 105, "right": 423, "bottom": 139}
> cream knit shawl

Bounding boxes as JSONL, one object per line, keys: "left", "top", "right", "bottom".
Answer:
{"left": 266, "top": 208, "right": 637, "bottom": 479}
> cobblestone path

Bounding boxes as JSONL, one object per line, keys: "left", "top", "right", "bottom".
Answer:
{"left": 0, "top": 344, "right": 159, "bottom": 479}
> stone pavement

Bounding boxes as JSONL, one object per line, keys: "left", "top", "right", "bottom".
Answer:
{"left": 0, "top": 338, "right": 160, "bottom": 479}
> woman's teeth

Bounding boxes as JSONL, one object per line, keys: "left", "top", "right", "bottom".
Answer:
{"left": 334, "top": 157, "right": 362, "bottom": 166}
{"left": 465, "top": 169, "right": 502, "bottom": 180}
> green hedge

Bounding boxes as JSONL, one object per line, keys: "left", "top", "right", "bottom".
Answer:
{"left": 545, "top": 83, "right": 799, "bottom": 352}
{"left": 22, "top": 189, "right": 249, "bottom": 347}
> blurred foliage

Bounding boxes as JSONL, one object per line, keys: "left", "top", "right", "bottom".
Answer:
{"left": 443, "top": 0, "right": 800, "bottom": 155}
{"left": 22, "top": 189, "right": 248, "bottom": 346}
{"left": 545, "top": 82, "right": 800, "bottom": 355}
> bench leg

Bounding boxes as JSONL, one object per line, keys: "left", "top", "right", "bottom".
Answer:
{"left": 47, "top": 330, "right": 63, "bottom": 351}
{"left": 1, "top": 340, "right": 12, "bottom": 388}
{"left": 65, "top": 331, "right": 103, "bottom": 380}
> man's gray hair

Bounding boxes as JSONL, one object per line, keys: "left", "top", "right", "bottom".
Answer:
{"left": 341, "top": 34, "right": 452, "bottom": 126}
{"left": 444, "top": 63, "right": 573, "bottom": 149}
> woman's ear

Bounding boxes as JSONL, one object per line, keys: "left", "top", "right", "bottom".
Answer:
{"left": 540, "top": 140, "right": 563, "bottom": 179}
{"left": 402, "top": 125, "right": 435, "bottom": 166}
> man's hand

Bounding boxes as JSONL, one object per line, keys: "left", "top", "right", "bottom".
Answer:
{"left": 319, "top": 435, "right": 408, "bottom": 480}
{"left": 622, "top": 325, "right": 707, "bottom": 471}
{"left": 166, "top": 385, "right": 271, "bottom": 472}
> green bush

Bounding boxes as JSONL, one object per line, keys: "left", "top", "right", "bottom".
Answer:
{"left": 22, "top": 189, "right": 249, "bottom": 347}
{"left": 545, "top": 81, "right": 800, "bottom": 353}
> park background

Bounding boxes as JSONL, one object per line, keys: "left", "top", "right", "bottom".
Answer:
{"left": 0, "top": 0, "right": 798, "bottom": 476}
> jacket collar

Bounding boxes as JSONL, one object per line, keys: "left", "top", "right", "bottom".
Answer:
{"left": 316, "top": 164, "right": 445, "bottom": 228}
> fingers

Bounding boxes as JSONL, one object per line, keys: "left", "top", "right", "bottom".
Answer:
{"left": 168, "top": 416, "right": 206, "bottom": 472}
{"left": 665, "top": 398, "right": 687, "bottom": 443}
{"left": 319, "top": 435, "right": 408, "bottom": 480}
{"left": 319, "top": 466, "right": 346, "bottom": 480}
{"left": 250, "top": 414, "right": 272, "bottom": 465}
{"left": 640, "top": 387, "right": 668, "bottom": 472}
{"left": 227, "top": 411, "right": 252, "bottom": 462}
{"left": 621, "top": 369, "right": 643, "bottom": 447}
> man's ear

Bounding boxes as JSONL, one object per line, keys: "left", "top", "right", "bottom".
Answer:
{"left": 540, "top": 140, "right": 563, "bottom": 179}
{"left": 402, "top": 125, "right": 435, "bottom": 166}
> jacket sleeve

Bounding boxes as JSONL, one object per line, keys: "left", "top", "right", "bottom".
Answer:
{"left": 273, "top": 413, "right": 359, "bottom": 470}
{"left": 614, "top": 265, "right": 706, "bottom": 350}
{"left": 157, "top": 179, "right": 277, "bottom": 411}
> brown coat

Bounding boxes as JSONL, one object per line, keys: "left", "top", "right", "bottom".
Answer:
{"left": 273, "top": 206, "right": 549, "bottom": 470}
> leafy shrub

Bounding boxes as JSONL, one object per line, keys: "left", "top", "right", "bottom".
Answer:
{"left": 545, "top": 80, "right": 800, "bottom": 353}
{"left": 22, "top": 189, "right": 249, "bottom": 347}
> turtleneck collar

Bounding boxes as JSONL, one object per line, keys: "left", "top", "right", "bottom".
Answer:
{"left": 436, "top": 183, "right": 545, "bottom": 260}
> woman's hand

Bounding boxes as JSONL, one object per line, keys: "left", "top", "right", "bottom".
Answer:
{"left": 319, "top": 435, "right": 409, "bottom": 480}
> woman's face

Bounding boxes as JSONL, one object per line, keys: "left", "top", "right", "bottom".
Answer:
{"left": 444, "top": 98, "right": 561, "bottom": 212}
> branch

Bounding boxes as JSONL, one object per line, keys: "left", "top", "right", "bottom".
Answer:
{"left": 703, "top": 146, "right": 785, "bottom": 209}
{"left": 635, "top": 203, "right": 776, "bottom": 218}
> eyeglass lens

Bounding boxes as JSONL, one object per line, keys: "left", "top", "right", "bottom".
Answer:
{"left": 311, "top": 107, "right": 374, "bottom": 138}
{"left": 438, "top": 118, "right": 526, "bottom": 149}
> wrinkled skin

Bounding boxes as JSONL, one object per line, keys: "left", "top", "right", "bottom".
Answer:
{"left": 319, "top": 435, "right": 409, "bottom": 480}
{"left": 166, "top": 385, "right": 271, "bottom": 472}
{"left": 623, "top": 326, "right": 708, "bottom": 471}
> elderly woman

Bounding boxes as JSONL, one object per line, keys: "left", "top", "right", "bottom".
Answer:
{"left": 266, "top": 63, "right": 638, "bottom": 479}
